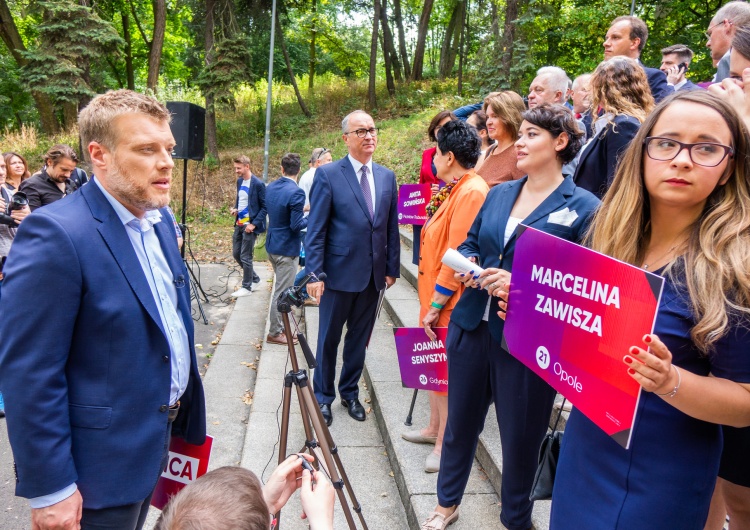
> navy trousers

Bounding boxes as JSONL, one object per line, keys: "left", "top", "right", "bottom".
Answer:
{"left": 437, "top": 321, "right": 557, "bottom": 530}
{"left": 313, "top": 278, "right": 380, "bottom": 404}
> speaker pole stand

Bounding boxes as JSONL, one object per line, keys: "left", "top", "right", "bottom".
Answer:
{"left": 179, "top": 159, "right": 209, "bottom": 325}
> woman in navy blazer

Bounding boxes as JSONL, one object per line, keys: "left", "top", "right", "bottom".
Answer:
{"left": 573, "top": 57, "right": 654, "bottom": 199}
{"left": 422, "top": 105, "right": 599, "bottom": 530}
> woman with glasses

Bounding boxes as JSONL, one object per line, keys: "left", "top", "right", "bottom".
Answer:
{"left": 530, "top": 91, "right": 750, "bottom": 529}
{"left": 3, "top": 152, "right": 30, "bottom": 191}
{"left": 573, "top": 57, "right": 654, "bottom": 199}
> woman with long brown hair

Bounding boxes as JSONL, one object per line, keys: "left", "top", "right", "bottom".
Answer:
{"left": 3, "top": 151, "right": 30, "bottom": 191}
{"left": 573, "top": 56, "right": 654, "bottom": 199}
{"left": 473, "top": 91, "right": 526, "bottom": 187}
{"left": 530, "top": 91, "right": 750, "bottom": 528}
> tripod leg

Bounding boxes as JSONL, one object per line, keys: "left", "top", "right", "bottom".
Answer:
{"left": 298, "top": 384, "right": 360, "bottom": 530}
{"left": 274, "top": 373, "right": 295, "bottom": 529}
{"left": 405, "top": 388, "right": 419, "bottom": 426}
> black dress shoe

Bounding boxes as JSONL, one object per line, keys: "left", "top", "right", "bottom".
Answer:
{"left": 341, "top": 398, "right": 366, "bottom": 421}
{"left": 319, "top": 403, "right": 333, "bottom": 426}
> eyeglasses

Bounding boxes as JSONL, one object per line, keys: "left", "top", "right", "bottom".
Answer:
{"left": 313, "top": 147, "right": 330, "bottom": 162}
{"left": 345, "top": 128, "right": 378, "bottom": 138}
{"left": 644, "top": 137, "right": 734, "bottom": 167}
{"left": 705, "top": 19, "right": 726, "bottom": 40}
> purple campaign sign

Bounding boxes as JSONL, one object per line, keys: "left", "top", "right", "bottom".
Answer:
{"left": 398, "top": 184, "right": 431, "bottom": 225}
{"left": 393, "top": 327, "right": 448, "bottom": 392}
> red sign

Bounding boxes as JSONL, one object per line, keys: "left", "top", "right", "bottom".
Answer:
{"left": 151, "top": 435, "right": 214, "bottom": 509}
{"left": 502, "top": 226, "right": 664, "bottom": 449}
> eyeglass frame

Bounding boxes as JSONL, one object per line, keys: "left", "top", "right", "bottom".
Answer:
{"left": 312, "top": 147, "right": 330, "bottom": 163}
{"left": 705, "top": 19, "right": 727, "bottom": 40}
{"left": 344, "top": 128, "right": 379, "bottom": 138}
{"left": 643, "top": 136, "right": 734, "bottom": 167}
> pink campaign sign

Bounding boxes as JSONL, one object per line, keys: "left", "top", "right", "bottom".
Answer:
{"left": 502, "top": 226, "right": 664, "bottom": 449}
{"left": 393, "top": 327, "right": 448, "bottom": 392}
{"left": 397, "top": 184, "right": 431, "bottom": 225}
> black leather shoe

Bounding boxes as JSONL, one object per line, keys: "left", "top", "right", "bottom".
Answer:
{"left": 319, "top": 403, "right": 333, "bottom": 426}
{"left": 341, "top": 398, "right": 366, "bottom": 421}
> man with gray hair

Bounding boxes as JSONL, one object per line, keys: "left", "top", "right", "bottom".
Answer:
{"left": 707, "top": 0, "right": 750, "bottom": 82}
{"left": 528, "top": 66, "right": 570, "bottom": 108}
{"left": 305, "top": 110, "right": 400, "bottom": 426}
{"left": 571, "top": 73, "right": 594, "bottom": 138}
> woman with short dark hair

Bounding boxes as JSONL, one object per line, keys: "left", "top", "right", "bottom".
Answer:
{"left": 420, "top": 105, "right": 598, "bottom": 530}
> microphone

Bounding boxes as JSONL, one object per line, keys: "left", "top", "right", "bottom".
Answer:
{"left": 297, "top": 271, "right": 327, "bottom": 290}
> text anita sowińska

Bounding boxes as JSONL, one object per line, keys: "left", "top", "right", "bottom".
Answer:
{"left": 530, "top": 265, "right": 621, "bottom": 338}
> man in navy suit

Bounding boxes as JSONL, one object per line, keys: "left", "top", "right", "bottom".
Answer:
{"left": 660, "top": 44, "right": 703, "bottom": 92}
{"left": 265, "top": 153, "right": 308, "bottom": 345}
{"left": 230, "top": 156, "right": 266, "bottom": 298}
{"left": 604, "top": 16, "right": 673, "bottom": 103}
{"left": 0, "top": 90, "right": 206, "bottom": 530}
{"left": 305, "top": 110, "right": 400, "bottom": 425}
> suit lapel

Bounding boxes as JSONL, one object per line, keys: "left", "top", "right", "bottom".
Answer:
{"left": 84, "top": 183, "right": 168, "bottom": 337}
{"left": 504, "top": 177, "right": 573, "bottom": 250}
{"left": 372, "top": 163, "right": 383, "bottom": 222}
{"left": 340, "top": 158, "right": 373, "bottom": 224}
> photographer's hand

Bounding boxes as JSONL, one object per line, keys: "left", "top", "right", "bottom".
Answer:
{"left": 300, "top": 469, "right": 334, "bottom": 530}
{"left": 11, "top": 205, "right": 30, "bottom": 224}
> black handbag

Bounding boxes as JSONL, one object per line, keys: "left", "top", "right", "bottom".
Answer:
{"left": 529, "top": 398, "right": 567, "bottom": 501}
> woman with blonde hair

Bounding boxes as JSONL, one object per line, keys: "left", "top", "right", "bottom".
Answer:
{"left": 474, "top": 91, "right": 526, "bottom": 187}
{"left": 521, "top": 91, "right": 750, "bottom": 528}
{"left": 573, "top": 56, "right": 655, "bottom": 198}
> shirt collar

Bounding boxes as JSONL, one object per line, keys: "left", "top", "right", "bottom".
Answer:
{"left": 347, "top": 154, "right": 373, "bottom": 176}
{"left": 674, "top": 79, "right": 687, "bottom": 90}
{"left": 281, "top": 175, "right": 297, "bottom": 183}
{"left": 93, "top": 177, "right": 162, "bottom": 231}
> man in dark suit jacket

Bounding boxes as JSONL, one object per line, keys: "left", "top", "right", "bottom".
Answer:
{"left": 305, "top": 110, "right": 400, "bottom": 425}
{"left": 265, "top": 153, "right": 308, "bottom": 345}
{"left": 0, "top": 90, "right": 206, "bottom": 530}
{"left": 660, "top": 44, "right": 704, "bottom": 92}
{"left": 603, "top": 16, "right": 673, "bottom": 103}
{"left": 230, "top": 156, "right": 266, "bottom": 298}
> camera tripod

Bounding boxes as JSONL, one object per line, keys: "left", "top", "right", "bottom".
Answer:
{"left": 274, "top": 296, "right": 368, "bottom": 530}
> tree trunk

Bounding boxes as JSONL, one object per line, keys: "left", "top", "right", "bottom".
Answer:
{"left": 63, "top": 101, "right": 78, "bottom": 131}
{"left": 457, "top": 0, "right": 468, "bottom": 95}
{"left": 308, "top": 0, "right": 316, "bottom": 94}
{"left": 379, "top": 4, "right": 395, "bottom": 93}
{"left": 490, "top": 0, "right": 500, "bottom": 52}
{"left": 411, "top": 0, "right": 434, "bottom": 81}
{"left": 147, "top": 0, "right": 166, "bottom": 92}
{"left": 204, "top": 0, "right": 219, "bottom": 159}
{"left": 392, "top": 0, "right": 410, "bottom": 79}
{"left": 122, "top": 11, "right": 135, "bottom": 90}
{"left": 500, "top": 0, "right": 521, "bottom": 89}
{"left": 276, "top": 14, "right": 312, "bottom": 117}
{"left": 380, "top": 0, "right": 401, "bottom": 82}
{"left": 439, "top": 1, "right": 464, "bottom": 79}
{"left": 0, "top": 0, "right": 59, "bottom": 132}
{"left": 368, "top": 0, "right": 380, "bottom": 109}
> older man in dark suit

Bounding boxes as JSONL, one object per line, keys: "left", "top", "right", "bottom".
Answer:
{"left": 265, "top": 153, "right": 308, "bottom": 345}
{"left": 0, "top": 89, "right": 206, "bottom": 530}
{"left": 603, "top": 16, "right": 673, "bottom": 103}
{"left": 305, "top": 110, "right": 400, "bottom": 425}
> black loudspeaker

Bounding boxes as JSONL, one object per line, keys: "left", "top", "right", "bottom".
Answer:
{"left": 166, "top": 101, "right": 205, "bottom": 160}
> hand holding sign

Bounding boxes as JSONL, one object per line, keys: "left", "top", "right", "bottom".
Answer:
{"left": 624, "top": 334, "right": 680, "bottom": 396}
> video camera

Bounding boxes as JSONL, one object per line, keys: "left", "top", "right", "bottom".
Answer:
{"left": 278, "top": 271, "right": 326, "bottom": 310}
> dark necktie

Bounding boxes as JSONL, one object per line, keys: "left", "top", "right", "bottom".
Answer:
{"left": 360, "top": 165, "right": 374, "bottom": 219}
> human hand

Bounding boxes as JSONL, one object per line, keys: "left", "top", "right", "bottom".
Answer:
{"left": 709, "top": 69, "right": 750, "bottom": 130}
{"left": 422, "top": 309, "right": 441, "bottom": 341}
{"left": 307, "top": 281, "right": 324, "bottom": 301}
{"left": 431, "top": 184, "right": 439, "bottom": 195}
{"left": 495, "top": 280, "right": 511, "bottom": 320}
{"left": 230, "top": 207, "right": 238, "bottom": 215}
{"left": 263, "top": 453, "right": 315, "bottom": 515}
{"left": 665, "top": 64, "right": 684, "bottom": 85}
{"left": 11, "top": 205, "right": 30, "bottom": 223}
{"left": 623, "top": 334, "right": 678, "bottom": 395}
{"left": 245, "top": 223, "right": 255, "bottom": 233}
{"left": 385, "top": 276, "right": 396, "bottom": 289}
{"left": 478, "top": 268, "right": 510, "bottom": 293}
{"left": 300, "top": 469, "right": 334, "bottom": 530}
{"left": 454, "top": 257, "right": 479, "bottom": 288}
{"left": 31, "top": 489, "right": 82, "bottom": 530}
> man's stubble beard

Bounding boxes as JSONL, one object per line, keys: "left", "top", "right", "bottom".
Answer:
{"left": 108, "top": 160, "right": 170, "bottom": 213}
